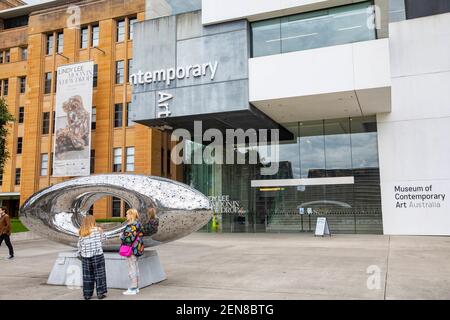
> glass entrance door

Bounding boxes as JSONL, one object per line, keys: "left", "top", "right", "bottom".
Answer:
{"left": 183, "top": 116, "right": 383, "bottom": 234}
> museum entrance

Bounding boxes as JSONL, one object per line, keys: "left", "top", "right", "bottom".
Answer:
{"left": 183, "top": 116, "right": 383, "bottom": 234}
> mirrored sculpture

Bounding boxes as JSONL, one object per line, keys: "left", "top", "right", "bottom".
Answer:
{"left": 19, "top": 174, "right": 213, "bottom": 250}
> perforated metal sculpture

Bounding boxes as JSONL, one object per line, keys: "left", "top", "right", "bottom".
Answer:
{"left": 19, "top": 174, "right": 213, "bottom": 250}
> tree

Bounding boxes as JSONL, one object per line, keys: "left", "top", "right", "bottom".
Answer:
{"left": 0, "top": 98, "right": 15, "bottom": 174}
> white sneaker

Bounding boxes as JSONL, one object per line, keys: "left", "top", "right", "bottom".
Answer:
{"left": 123, "top": 288, "right": 138, "bottom": 295}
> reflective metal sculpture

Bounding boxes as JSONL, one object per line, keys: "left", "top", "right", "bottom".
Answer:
{"left": 19, "top": 174, "right": 213, "bottom": 250}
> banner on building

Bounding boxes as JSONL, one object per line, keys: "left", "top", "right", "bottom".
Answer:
{"left": 53, "top": 61, "right": 93, "bottom": 177}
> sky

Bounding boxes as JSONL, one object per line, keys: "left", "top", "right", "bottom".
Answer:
{"left": 24, "top": 0, "right": 45, "bottom": 4}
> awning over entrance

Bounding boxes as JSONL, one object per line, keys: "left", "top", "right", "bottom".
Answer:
{"left": 0, "top": 192, "right": 20, "bottom": 199}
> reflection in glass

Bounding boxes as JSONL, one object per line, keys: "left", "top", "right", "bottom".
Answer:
{"left": 324, "top": 118, "right": 352, "bottom": 175}
{"left": 299, "top": 120, "right": 325, "bottom": 178}
{"left": 184, "top": 117, "right": 382, "bottom": 234}
{"left": 389, "top": 0, "right": 406, "bottom": 22}
{"left": 251, "top": 18, "right": 281, "bottom": 57}
{"left": 281, "top": 10, "right": 328, "bottom": 53}
{"left": 256, "top": 123, "right": 300, "bottom": 179}
{"left": 350, "top": 116, "right": 379, "bottom": 169}
{"left": 328, "top": 2, "right": 375, "bottom": 47}
{"left": 251, "top": 1, "right": 376, "bottom": 57}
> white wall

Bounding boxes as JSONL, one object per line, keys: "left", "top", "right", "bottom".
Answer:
{"left": 378, "top": 13, "right": 450, "bottom": 235}
{"left": 249, "top": 39, "right": 391, "bottom": 122}
{"left": 202, "top": 0, "right": 354, "bottom": 25}
{"left": 250, "top": 39, "right": 391, "bottom": 100}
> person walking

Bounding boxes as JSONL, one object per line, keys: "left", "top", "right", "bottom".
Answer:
{"left": 77, "top": 215, "right": 108, "bottom": 300}
{"left": 0, "top": 207, "right": 14, "bottom": 260}
{"left": 120, "top": 208, "right": 144, "bottom": 295}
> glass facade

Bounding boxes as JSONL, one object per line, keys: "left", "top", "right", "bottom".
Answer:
{"left": 184, "top": 116, "right": 382, "bottom": 234}
{"left": 389, "top": 0, "right": 406, "bottom": 22}
{"left": 251, "top": 1, "right": 376, "bottom": 58}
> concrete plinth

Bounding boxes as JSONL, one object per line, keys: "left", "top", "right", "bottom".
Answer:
{"left": 47, "top": 250, "right": 166, "bottom": 289}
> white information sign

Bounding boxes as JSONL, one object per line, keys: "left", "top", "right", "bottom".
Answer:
{"left": 315, "top": 217, "right": 331, "bottom": 236}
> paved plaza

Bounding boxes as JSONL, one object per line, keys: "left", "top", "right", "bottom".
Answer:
{"left": 1, "top": 233, "right": 450, "bottom": 300}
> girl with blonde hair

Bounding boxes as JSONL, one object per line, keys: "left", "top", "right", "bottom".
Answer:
{"left": 143, "top": 207, "right": 159, "bottom": 237}
{"left": 77, "top": 215, "right": 107, "bottom": 300}
{"left": 120, "top": 208, "right": 144, "bottom": 295}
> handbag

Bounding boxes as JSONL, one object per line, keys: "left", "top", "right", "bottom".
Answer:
{"left": 119, "top": 236, "right": 139, "bottom": 257}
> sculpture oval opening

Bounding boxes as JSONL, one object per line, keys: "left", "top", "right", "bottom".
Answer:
{"left": 20, "top": 174, "right": 213, "bottom": 249}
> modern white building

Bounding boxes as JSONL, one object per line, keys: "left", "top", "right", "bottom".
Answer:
{"left": 131, "top": 0, "right": 450, "bottom": 235}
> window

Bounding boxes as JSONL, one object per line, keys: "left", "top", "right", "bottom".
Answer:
{"left": 126, "top": 147, "right": 135, "bottom": 172}
{"left": 17, "top": 137, "right": 23, "bottom": 154}
{"left": 1, "top": 80, "right": 8, "bottom": 96}
{"left": 0, "top": 172, "right": 2, "bottom": 185}
{"left": 44, "top": 72, "right": 52, "bottom": 94}
{"left": 126, "top": 102, "right": 134, "bottom": 127}
{"left": 91, "top": 107, "right": 96, "bottom": 130}
{"left": 46, "top": 34, "right": 54, "bottom": 55}
{"left": 80, "top": 26, "right": 89, "bottom": 49}
{"left": 251, "top": 1, "right": 376, "bottom": 57}
{"left": 50, "top": 152, "right": 53, "bottom": 176}
{"left": 115, "top": 60, "right": 124, "bottom": 84}
{"left": 4, "top": 15, "right": 28, "bottom": 29}
{"left": 19, "top": 76, "right": 26, "bottom": 94}
{"left": 88, "top": 206, "right": 94, "bottom": 215}
{"left": 52, "top": 111, "right": 56, "bottom": 134}
{"left": 57, "top": 31, "right": 64, "bottom": 53}
{"left": 405, "top": 0, "right": 450, "bottom": 20}
{"left": 41, "top": 154, "right": 49, "bottom": 176}
{"left": 5, "top": 50, "right": 10, "bottom": 63}
{"left": 390, "top": 0, "right": 406, "bottom": 22}
{"left": 90, "top": 150, "right": 95, "bottom": 174}
{"left": 54, "top": 72, "right": 58, "bottom": 93}
{"left": 93, "top": 64, "right": 98, "bottom": 88}
{"left": 112, "top": 197, "right": 121, "bottom": 217}
{"left": 3, "top": 79, "right": 8, "bottom": 96}
{"left": 0, "top": 52, "right": 3, "bottom": 64}
{"left": 127, "top": 59, "right": 133, "bottom": 83}
{"left": 161, "top": 148, "right": 165, "bottom": 175}
{"left": 21, "top": 47, "right": 28, "bottom": 60}
{"left": 15, "top": 168, "right": 21, "bottom": 185}
{"left": 91, "top": 24, "right": 99, "bottom": 47}
{"left": 113, "top": 148, "right": 122, "bottom": 172}
{"left": 18, "top": 107, "right": 24, "bottom": 123}
{"left": 117, "top": 19, "right": 126, "bottom": 42}
{"left": 167, "top": 149, "right": 171, "bottom": 175}
{"left": 114, "top": 104, "right": 123, "bottom": 128}
{"left": 42, "top": 112, "right": 50, "bottom": 135}
{"left": 128, "top": 17, "right": 137, "bottom": 40}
